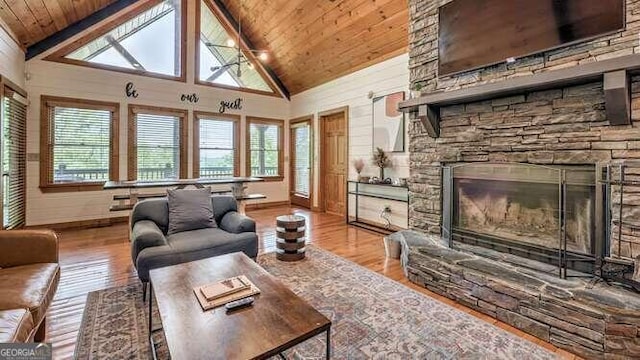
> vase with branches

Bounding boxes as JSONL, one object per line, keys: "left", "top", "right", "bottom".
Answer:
{"left": 352, "top": 158, "right": 365, "bottom": 182}
{"left": 372, "top": 147, "right": 391, "bottom": 180}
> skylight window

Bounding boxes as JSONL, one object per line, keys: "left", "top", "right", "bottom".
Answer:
{"left": 198, "top": 0, "right": 273, "bottom": 93}
{"left": 64, "top": 0, "right": 183, "bottom": 78}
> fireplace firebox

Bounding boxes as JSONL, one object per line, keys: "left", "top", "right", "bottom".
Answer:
{"left": 442, "top": 163, "right": 607, "bottom": 277}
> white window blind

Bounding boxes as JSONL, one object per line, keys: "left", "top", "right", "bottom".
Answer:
{"left": 249, "top": 123, "right": 280, "bottom": 177}
{"left": 199, "top": 118, "right": 235, "bottom": 178}
{"left": 3, "top": 88, "right": 26, "bottom": 229}
{"left": 136, "top": 113, "right": 181, "bottom": 180}
{"left": 49, "top": 105, "right": 111, "bottom": 183}
{"left": 293, "top": 124, "right": 310, "bottom": 196}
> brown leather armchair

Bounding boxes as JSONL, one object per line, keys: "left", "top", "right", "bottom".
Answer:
{"left": 0, "top": 230, "right": 60, "bottom": 342}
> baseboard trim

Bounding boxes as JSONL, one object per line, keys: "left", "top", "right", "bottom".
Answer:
{"left": 245, "top": 200, "right": 291, "bottom": 211}
{"left": 26, "top": 216, "right": 129, "bottom": 230}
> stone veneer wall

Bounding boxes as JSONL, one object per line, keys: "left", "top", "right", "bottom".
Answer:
{"left": 407, "top": 0, "right": 640, "bottom": 258}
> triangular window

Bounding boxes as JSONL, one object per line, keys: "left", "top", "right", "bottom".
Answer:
{"left": 48, "top": 0, "right": 184, "bottom": 79}
{"left": 197, "top": 0, "right": 274, "bottom": 94}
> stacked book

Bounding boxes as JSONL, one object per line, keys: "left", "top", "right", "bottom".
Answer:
{"left": 193, "top": 275, "right": 260, "bottom": 310}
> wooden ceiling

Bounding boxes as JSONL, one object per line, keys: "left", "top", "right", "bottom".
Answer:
{"left": 0, "top": 0, "right": 117, "bottom": 47}
{"left": 0, "top": 0, "right": 409, "bottom": 95}
{"left": 220, "top": 0, "right": 409, "bottom": 94}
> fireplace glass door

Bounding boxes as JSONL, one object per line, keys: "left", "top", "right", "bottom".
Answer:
{"left": 446, "top": 163, "right": 596, "bottom": 258}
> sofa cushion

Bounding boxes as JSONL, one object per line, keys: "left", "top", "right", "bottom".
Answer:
{"left": 167, "top": 188, "right": 216, "bottom": 235}
{"left": 166, "top": 228, "right": 257, "bottom": 257}
{"left": 135, "top": 228, "right": 258, "bottom": 282}
{"left": 0, "top": 309, "right": 33, "bottom": 342}
{"left": 0, "top": 263, "right": 60, "bottom": 326}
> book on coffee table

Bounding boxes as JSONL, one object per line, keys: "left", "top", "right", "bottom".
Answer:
{"left": 199, "top": 275, "right": 251, "bottom": 301}
{"left": 193, "top": 275, "right": 260, "bottom": 310}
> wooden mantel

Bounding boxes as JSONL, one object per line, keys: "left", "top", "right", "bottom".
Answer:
{"left": 399, "top": 54, "right": 640, "bottom": 137}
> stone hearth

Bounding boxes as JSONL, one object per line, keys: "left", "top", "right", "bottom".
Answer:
{"left": 390, "top": 230, "right": 640, "bottom": 359}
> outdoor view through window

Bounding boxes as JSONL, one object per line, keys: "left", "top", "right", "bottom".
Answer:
{"left": 66, "top": 1, "right": 181, "bottom": 77}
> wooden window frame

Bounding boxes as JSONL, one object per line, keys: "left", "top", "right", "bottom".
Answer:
{"left": 128, "top": 104, "right": 189, "bottom": 181}
{"left": 246, "top": 116, "right": 284, "bottom": 182}
{"left": 2, "top": 79, "right": 28, "bottom": 229}
{"left": 44, "top": 0, "right": 188, "bottom": 83}
{"left": 289, "top": 115, "right": 314, "bottom": 208}
{"left": 193, "top": 111, "right": 240, "bottom": 178}
{"left": 39, "top": 96, "right": 120, "bottom": 193}
{"left": 195, "top": 0, "right": 281, "bottom": 97}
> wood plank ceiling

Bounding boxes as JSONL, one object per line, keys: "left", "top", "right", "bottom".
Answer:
{"left": 220, "top": 0, "right": 409, "bottom": 94}
{"left": 0, "top": 0, "right": 409, "bottom": 95}
{"left": 0, "top": 0, "right": 117, "bottom": 47}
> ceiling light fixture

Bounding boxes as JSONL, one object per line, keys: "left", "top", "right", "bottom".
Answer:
{"left": 205, "top": 0, "right": 269, "bottom": 81}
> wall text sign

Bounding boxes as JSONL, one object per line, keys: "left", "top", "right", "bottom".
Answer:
{"left": 125, "top": 82, "right": 139, "bottom": 98}
{"left": 181, "top": 93, "right": 199, "bottom": 103}
{"left": 219, "top": 98, "right": 243, "bottom": 113}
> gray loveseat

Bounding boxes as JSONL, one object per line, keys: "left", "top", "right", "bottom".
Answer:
{"left": 130, "top": 195, "right": 258, "bottom": 296}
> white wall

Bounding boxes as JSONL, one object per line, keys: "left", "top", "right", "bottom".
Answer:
{"left": 0, "top": 19, "right": 25, "bottom": 89}
{"left": 24, "top": 3, "right": 290, "bottom": 226}
{"left": 290, "top": 54, "right": 410, "bottom": 229}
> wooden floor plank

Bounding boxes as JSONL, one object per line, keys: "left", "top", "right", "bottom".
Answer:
{"left": 41, "top": 205, "right": 576, "bottom": 359}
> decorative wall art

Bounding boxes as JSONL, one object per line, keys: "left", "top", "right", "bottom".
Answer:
{"left": 219, "top": 98, "right": 243, "bottom": 113}
{"left": 125, "top": 82, "right": 139, "bottom": 98}
{"left": 372, "top": 91, "right": 405, "bottom": 152}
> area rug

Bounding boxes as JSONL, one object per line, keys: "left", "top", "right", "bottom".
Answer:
{"left": 75, "top": 246, "right": 559, "bottom": 359}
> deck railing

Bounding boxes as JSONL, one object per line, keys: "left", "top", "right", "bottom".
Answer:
{"left": 53, "top": 165, "right": 279, "bottom": 181}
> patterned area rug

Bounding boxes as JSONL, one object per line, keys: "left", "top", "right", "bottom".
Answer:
{"left": 75, "top": 246, "right": 559, "bottom": 359}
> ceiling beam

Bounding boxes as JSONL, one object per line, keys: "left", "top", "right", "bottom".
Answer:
{"left": 211, "top": 0, "right": 290, "bottom": 100}
{"left": 26, "top": 0, "right": 140, "bottom": 61}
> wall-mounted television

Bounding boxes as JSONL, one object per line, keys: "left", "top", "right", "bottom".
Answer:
{"left": 438, "top": 0, "right": 625, "bottom": 76}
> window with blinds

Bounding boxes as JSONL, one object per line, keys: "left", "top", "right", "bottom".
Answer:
{"left": 53, "top": 107, "right": 111, "bottom": 182}
{"left": 292, "top": 123, "right": 310, "bottom": 196}
{"left": 3, "top": 88, "right": 26, "bottom": 229}
{"left": 248, "top": 119, "right": 282, "bottom": 178}
{"left": 197, "top": 117, "right": 237, "bottom": 178}
{"left": 129, "top": 106, "right": 187, "bottom": 181}
{"left": 40, "top": 96, "right": 119, "bottom": 191}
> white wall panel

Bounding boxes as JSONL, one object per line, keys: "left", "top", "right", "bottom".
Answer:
{"left": 0, "top": 21, "right": 24, "bottom": 89}
{"left": 290, "top": 54, "right": 410, "bottom": 228}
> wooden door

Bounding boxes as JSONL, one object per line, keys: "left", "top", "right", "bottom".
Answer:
{"left": 321, "top": 112, "right": 347, "bottom": 216}
{"left": 290, "top": 119, "right": 312, "bottom": 208}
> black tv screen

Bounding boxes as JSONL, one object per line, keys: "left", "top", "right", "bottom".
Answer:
{"left": 438, "top": 0, "right": 625, "bottom": 76}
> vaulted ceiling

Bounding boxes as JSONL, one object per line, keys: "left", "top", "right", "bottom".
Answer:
{"left": 0, "top": 0, "right": 408, "bottom": 95}
{"left": 218, "top": 0, "right": 409, "bottom": 94}
{"left": 0, "top": 0, "right": 117, "bottom": 47}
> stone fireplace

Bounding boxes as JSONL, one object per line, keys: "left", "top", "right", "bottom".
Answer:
{"left": 443, "top": 163, "right": 601, "bottom": 274}
{"left": 395, "top": 0, "right": 640, "bottom": 357}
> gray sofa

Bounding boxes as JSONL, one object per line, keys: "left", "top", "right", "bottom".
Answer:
{"left": 130, "top": 195, "right": 258, "bottom": 295}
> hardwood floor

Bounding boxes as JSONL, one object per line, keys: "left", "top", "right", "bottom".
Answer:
{"left": 44, "top": 206, "right": 578, "bottom": 359}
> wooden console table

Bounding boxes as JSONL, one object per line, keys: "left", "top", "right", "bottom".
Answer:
{"left": 104, "top": 177, "right": 265, "bottom": 213}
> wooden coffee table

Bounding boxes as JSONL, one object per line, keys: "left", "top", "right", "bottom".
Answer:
{"left": 148, "top": 252, "right": 331, "bottom": 360}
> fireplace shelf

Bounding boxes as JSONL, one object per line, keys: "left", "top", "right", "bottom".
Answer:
{"left": 399, "top": 54, "right": 640, "bottom": 137}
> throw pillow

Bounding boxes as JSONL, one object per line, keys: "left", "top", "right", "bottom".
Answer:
{"left": 167, "top": 188, "right": 216, "bottom": 235}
